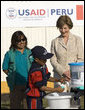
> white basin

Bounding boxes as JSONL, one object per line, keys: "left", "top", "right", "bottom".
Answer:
{"left": 45, "top": 92, "right": 73, "bottom": 109}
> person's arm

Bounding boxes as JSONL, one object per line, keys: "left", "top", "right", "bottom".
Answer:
{"left": 40, "top": 85, "right": 64, "bottom": 93}
{"left": 62, "top": 70, "right": 71, "bottom": 82}
{"left": 48, "top": 76, "right": 65, "bottom": 83}
{"left": 48, "top": 77, "right": 59, "bottom": 82}
{"left": 3, "top": 70, "right": 8, "bottom": 75}
{"left": 50, "top": 39, "right": 66, "bottom": 76}
{"left": 2, "top": 51, "right": 9, "bottom": 75}
{"left": 76, "top": 37, "right": 84, "bottom": 62}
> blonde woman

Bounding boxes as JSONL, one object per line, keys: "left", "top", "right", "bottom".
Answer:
{"left": 50, "top": 15, "right": 84, "bottom": 87}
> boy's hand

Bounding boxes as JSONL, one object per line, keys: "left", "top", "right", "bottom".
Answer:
{"left": 54, "top": 86, "right": 64, "bottom": 93}
{"left": 55, "top": 77, "right": 65, "bottom": 83}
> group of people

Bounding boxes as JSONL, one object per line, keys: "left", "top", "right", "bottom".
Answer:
{"left": 2, "top": 15, "right": 84, "bottom": 109}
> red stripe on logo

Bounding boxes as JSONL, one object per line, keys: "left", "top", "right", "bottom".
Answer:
{"left": 76, "top": 5, "right": 84, "bottom": 20}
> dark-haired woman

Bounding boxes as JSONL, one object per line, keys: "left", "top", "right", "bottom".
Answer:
{"left": 50, "top": 15, "right": 84, "bottom": 86}
{"left": 2, "top": 31, "right": 33, "bottom": 109}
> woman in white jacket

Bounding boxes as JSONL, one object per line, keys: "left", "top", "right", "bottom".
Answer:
{"left": 50, "top": 15, "right": 84, "bottom": 88}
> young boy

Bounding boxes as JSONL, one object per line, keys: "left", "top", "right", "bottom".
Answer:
{"left": 26, "top": 46, "right": 65, "bottom": 109}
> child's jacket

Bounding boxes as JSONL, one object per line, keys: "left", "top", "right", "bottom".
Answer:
{"left": 26, "top": 62, "right": 51, "bottom": 97}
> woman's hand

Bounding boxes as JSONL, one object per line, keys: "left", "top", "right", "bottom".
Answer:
{"left": 59, "top": 77, "right": 65, "bottom": 83}
{"left": 63, "top": 70, "right": 71, "bottom": 82}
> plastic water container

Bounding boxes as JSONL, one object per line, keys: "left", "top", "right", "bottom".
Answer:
{"left": 69, "top": 62, "right": 84, "bottom": 88}
{"left": 45, "top": 92, "right": 73, "bottom": 109}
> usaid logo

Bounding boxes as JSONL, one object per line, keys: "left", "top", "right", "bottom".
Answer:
{"left": 6, "top": 5, "right": 83, "bottom": 20}
{"left": 6, "top": 8, "right": 17, "bottom": 19}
